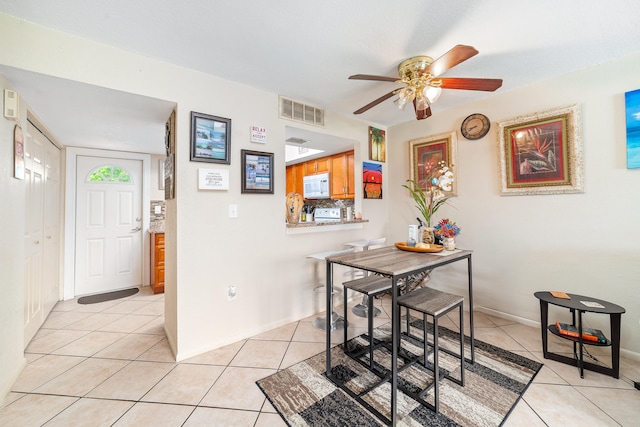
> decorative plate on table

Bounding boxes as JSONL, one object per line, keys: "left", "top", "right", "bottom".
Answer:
{"left": 394, "top": 242, "right": 444, "bottom": 253}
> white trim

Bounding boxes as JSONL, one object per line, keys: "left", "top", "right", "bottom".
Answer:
{"left": 64, "top": 147, "right": 151, "bottom": 300}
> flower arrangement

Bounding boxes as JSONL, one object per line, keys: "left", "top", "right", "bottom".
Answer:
{"left": 402, "top": 160, "right": 454, "bottom": 227}
{"left": 433, "top": 218, "right": 461, "bottom": 239}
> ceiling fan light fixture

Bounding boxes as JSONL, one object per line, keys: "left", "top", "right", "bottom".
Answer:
{"left": 394, "top": 86, "right": 415, "bottom": 110}
{"left": 415, "top": 91, "right": 429, "bottom": 111}
{"left": 425, "top": 86, "right": 442, "bottom": 103}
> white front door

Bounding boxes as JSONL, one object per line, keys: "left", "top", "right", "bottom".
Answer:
{"left": 75, "top": 156, "right": 143, "bottom": 296}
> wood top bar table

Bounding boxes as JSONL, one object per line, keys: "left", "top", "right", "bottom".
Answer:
{"left": 325, "top": 245, "right": 473, "bottom": 426}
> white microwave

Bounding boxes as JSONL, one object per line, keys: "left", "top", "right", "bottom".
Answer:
{"left": 303, "top": 172, "right": 330, "bottom": 199}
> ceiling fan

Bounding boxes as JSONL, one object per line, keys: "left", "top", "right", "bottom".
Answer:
{"left": 349, "top": 45, "right": 503, "bottom": 120}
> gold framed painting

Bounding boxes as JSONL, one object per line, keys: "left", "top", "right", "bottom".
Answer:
{"left": 498, "top": 104, "right": 583, "bottom": 195}
{"left": 409, "top": 131, "right": 457, "bottom": 195}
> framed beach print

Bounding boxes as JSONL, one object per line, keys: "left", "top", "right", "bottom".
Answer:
{"left": 241, "top": 149, "right": 274, "bottom": 194}
{"left": 625, "top": 88, "right": 640, "bottom": 169}
{"left": 409, "top": 131, "right": 458, "bottom": 195}
{"left": 190, "top": 111, "right": 231, "bottom": 164}
{"left": 369, "top": 126, "right": 386, "bottom": 162}
{"left": 498, "top": 104, "right": 583, "bottom": 195}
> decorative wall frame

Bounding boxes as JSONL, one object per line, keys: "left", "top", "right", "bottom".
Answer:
{"left": 165, "top": 110, "right": 176, "bottom": 156}
{"left": 498, "top": 104, "right": 583, "bottom": 195}
{"left": 368, "top": 126, "right": 386, "bottom": 162}
{"left": 625, "top": 88, "right": 640, "bottom": 169}
{"left": 363, "top": 161, "right": 382, "bottom": 199}
{"left": 190, "top": 111, "right": 231, "bottom": 164}
{"left": 241, "top": 149, "right": 274, "bottom": 194}
{"left": 409, "top": 131, "right": 458, "bottom": 196}
{"left": 14, "top": 124, "right": 24, "bottom": 180}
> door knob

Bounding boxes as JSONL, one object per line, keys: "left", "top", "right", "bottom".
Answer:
{"left": 130, "top": 226, "right": 141, "bottom": 233}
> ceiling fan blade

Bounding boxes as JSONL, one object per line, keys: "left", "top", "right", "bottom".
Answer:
{"left": 412, "top": 100, "right": 432, "bottom": 120}
{"left": 349, "top": 74, "right": 398, "bottom": 82}
{"left": 353, "top": 90, "right": 398, "bottom": 114}
{"left": 438, "top": 77, "right": 503, "bottom": 91}
{"left": 425, "top": 44, "right": 479, "bottom": 77}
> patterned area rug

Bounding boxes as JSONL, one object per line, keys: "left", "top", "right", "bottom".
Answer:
{"left": 257, "top": 321, "right": 542, "bottom": 426}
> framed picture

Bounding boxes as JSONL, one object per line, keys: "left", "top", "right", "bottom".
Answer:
{"left": 241, "top": 149, "right": 274, "bottom": 194}
{"left": 625, "top": 89, "right": 640, "bottom": 169}
{"left": 363, "top": 162, "right": 382, "bottom": 199}
{"left": 14, "top": 124, "right": 24, "bottom": 180}
{"left": 165, "top": 110, "right": 176, "bottom": 156}
{"left": 369, "top": 126, "right": 386, "bottom": 162}
{"left": 409, "top": 131, "right": 458, "bottom": 195}
{"left": 190, "top": 111, "right": 231, "bottom": 164}
{"left": 498, "top": 104, "right": 583, "bottom": 195}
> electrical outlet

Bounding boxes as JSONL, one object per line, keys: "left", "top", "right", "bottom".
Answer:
{"left": 227, "top": 285, "right": 237, "bottom": 301}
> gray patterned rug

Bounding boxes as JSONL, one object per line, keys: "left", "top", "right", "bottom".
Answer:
{"left": 257, "top": 321, "right": 542, "bottom": 426}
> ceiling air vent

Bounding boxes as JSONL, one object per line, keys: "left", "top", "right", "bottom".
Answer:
{"left": 279, "top": 96, "right": 324, "bottom": 127}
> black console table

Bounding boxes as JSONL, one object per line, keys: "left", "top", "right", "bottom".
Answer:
{"left": 534, "top": 291, "right": 625, "bottom": 378}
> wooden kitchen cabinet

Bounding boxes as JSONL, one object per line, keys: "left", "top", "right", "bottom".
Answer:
{"left": 330, "top": 150, "right": 354, "bottom": 199}
{"left": 151, "top": 232, "right": 165, "bottom": 294}
{"left": 286, "top": 163, "right": 304, "bottom": 195}
{"left": 303, "top": 157, "right": 330, "bottom": 175}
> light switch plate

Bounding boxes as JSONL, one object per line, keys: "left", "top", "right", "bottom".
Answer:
{"left": 228, "top": 204, "right": 238, "bottom": 218}
{"left": 154, "top": 205, "right": 162, "bottom": 214}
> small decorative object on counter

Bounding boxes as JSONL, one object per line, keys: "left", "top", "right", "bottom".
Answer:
{"left": 285, "top": 192, "right": 304, "bottom": 224}
{"left": 433, "top": 218, "right": 461, "bottom": 251}
{"left": 407, "top": 224, "right": 419, "bottom": 247}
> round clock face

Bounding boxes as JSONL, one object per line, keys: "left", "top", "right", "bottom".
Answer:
{"left": 461, "top": 113, "right": 491, "bottom": 140}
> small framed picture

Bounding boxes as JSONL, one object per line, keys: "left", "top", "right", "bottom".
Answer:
{"left": 241, "top": 149, "right": 274, "bottom": 194}
{"left": 190, "top": 111, "right": 231, "bottom": 164}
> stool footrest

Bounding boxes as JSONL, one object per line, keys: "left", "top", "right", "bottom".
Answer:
{"left": 343, "top": 276, "right": 392, "bottom": 296}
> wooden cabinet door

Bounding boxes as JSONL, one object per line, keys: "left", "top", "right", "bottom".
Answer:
{"left": 286, "top": 163, "right": 305, "bottom": 195}
{"left": 304, "top": 157, "right": 331, "bottom": 175}
{"left": 286, "top": 165, "right": 295, "bottom": 194}
{"left": 151, "top": 233, "right": 165, "bottom": 294}
{"left": 330, "top": 151, "right": 354, "bottom": 199}
{"left": 330, "top": 154, "right": 346, "bottom": 198}
{"left": 345, "top": 151, "right": 355, "bottom": 198}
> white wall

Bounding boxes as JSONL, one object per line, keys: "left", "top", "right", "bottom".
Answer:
{"left": 0, "top": 75, "right": 27, "bottom": 399}
{"left": 0, "top": 12, "right": 390, "bottom": 378}
{"left": 388, "top": 52, "right": 640, "bottom": 356}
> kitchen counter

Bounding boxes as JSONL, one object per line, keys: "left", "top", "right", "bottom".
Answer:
{"left": 286, "top": 218, "right": 368, "bottom": 234}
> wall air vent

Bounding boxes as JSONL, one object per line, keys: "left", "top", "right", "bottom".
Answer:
{"left": 279, "top": 96, "right": 324, "bottom": 127}
{"left": 285, "top": 137, "right": 309, "bottom": 144}
{"left": 4, "top": 89, "right": 19, "bottom": 120}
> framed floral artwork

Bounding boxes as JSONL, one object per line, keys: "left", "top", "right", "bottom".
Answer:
{"left": 498, "top": 104, "right": 583, "bottom": 195}
{"left": 409, "top": 131, "right": 457, "bottom": 196}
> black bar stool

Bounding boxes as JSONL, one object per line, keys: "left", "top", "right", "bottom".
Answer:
{"left": 397, "top": 287, "right": 465, "bottom": 413}
{"left": 342, "top": 275, "right": 392, "bottom": 368}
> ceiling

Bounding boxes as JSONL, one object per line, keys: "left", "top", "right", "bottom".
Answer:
{"left": 2, "top": 0, "right": 640, "bottom": 154}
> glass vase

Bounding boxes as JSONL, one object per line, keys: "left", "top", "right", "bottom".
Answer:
{"left": 422, "top": 227, "right": 435, "bottom": 244}
{"left": 443, "top": 237, "right": 456, "bottom": 250}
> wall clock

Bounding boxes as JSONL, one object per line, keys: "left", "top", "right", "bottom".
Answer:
{"left": 461, "top": 113, "right": 491, "bottom": 140}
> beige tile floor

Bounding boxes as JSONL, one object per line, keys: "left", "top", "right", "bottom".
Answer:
{"left": 1, "top": 286, "right": 639, "bottom": 426}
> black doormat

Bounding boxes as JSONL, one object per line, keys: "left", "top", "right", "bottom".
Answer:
{"left": 77, "top": 287, "right": 139, "bottom": 304}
